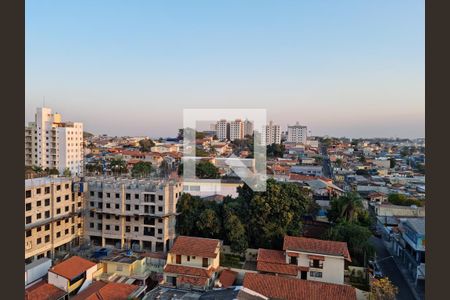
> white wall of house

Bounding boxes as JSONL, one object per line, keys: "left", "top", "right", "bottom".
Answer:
{"left": 48, "top": 272, "right": 69, "bottom": 292}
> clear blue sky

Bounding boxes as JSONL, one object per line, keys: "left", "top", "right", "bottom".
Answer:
{"left": 26, "top": 0, "right": 424, "bottom": 138}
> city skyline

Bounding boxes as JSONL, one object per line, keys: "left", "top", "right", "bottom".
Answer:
{"left": 26, "top": 1, "right": 424, "bottom": 138}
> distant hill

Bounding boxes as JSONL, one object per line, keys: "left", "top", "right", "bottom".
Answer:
{"left": 83, "top": 131, "right": 94, "bottom": 138}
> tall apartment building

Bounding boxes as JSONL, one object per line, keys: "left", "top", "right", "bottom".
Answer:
{"left": 25, "top": 107, "right": 84, "bottom": 176}
{"left": 25, "top": 177, "right": 85, "bottom": 265}
{"left": 216, "top": 119, "right": 229, "bottom": 140}
{"left": 287, "top": 122, "right": 308, "bottom": 144}
{"left": 243, "top": 119, "right": 254, "bottom": 137}
{"left": 84, "top": 177, "right": 183, "bottom": 253}
{"left": 229, "top": 119, "right": 244, "bottom": 141}
{"left": 263, "top": 120, "right": 281, "bottom": 145}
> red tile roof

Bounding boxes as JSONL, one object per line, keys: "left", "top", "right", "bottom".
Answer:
{"left": 256, "top": 249, "right": 298, "bottom": 276}
{"left": 72, "top": 281, "right": 139, "bottom": 300}
{"left": 289, "top": 173, "right": 318, "bottom": 181}
{"left": 50, "top": 256, "right": 97, "bottom": 280}
{"left": 169, "top": 236, "right": 220, "bottom": 258}
{"left": 257, "top": 261, "right": 298, "bottom": 276}
{"left": 177, "top": 275, "right": 209, "bottom": 287}
{"left": 218, "top": 269, "right": 238, "bottom": 288}
{"left": 283, "top": 236, "right": 351, "bottom": 262}
{"left": 25, "top": 281, "right": 66, "bottom": 300}
{"left": 243, "top": 273, "right": 356, "bottom": 300}
{"left": 164, "top": 264, "right": 215, "bottom": 278}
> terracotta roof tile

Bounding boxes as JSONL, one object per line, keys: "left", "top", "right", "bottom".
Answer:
{"left": 243, "top": 273, "right": 356, "bottom": 300}
{"left": 218, "top": 269, "right": 238, "bottom": 287}
{"left": 25, "top": 281, "right": 66, "bottom": 300}
{"left": 256, "top": 261, "right": 298, "bottom": 276}
{"left": 177, "top": 275, "right": 209, "bottom": 287}
{"left": 50, "top": 256, "right": 97, "bottom": 280}
{"left": 72, "top": 281, "right": 139, "bottom": 300}
{"left": 164, "top": 264, "right": 215, "bottom": 278}
{"left": 283, "top": 236, "right": 351, "bottom": 262}
{"left": 169, "top": 236, "right": 220, "bottom": 258}
{"left": 257, "top": 249, "right": 286, "bottom": 264}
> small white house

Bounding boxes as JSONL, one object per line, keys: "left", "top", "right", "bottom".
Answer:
{"left": 48, "top": 256, "right": 97, "bottom": 294}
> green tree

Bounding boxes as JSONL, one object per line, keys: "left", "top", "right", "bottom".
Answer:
{"left": 388, "top": 194, "right": 423, "bottom": 207}
{"left": 359, "top": 155, "right": 366, "bottom": 163}
{"left": 109, "top": 158, "right": 127, "bottom": 175}
{"left": 335, "top": 158, "right": 343, "bottom": 167}
{"left": 178, "top": 161, "right": 219, "bottom": 178}
{"left": 138, "top": 139, "right": 155, "bottom": 152}
{"left": 267, "top": 144, "right": 285, "bottom": 158}
{"left": 224, "top": 210, "right": 248, "bottom": 255}
{"left": 48, "top": 168, "right": 59, "bottom": 175}
{"left": 327, "top": 193, "right": 364, "bottom": 224}
{"left": 196, "top": 209, "right": 221, "bottom": 238}
{"left": 324, "top": 222, "right": 374, "bottom": 266}
{"left": 63, "top": 168, "right": 71, "bottom": 177}
{"left": 131, "top": 161, "right": 153, "bottom": 178}
{"left": 370, "top": 277, "right": 398, "bottom": 300}
{"left": 159, "top": 160, "right": 171, "bottom": 178}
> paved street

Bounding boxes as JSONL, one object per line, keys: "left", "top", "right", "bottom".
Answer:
{"left": 370, "top": 236, "right": 417, "bottom": 300}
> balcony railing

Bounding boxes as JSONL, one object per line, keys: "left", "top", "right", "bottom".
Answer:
{"left": 309, "top": 262, "right": 324, "bottom": 269}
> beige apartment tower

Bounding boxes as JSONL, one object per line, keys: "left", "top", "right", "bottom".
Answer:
{"left": 25, "top": 177, "right": 85, "bottom": 265}
{"left": 84, "top": 177, "right": 183, "bottom": 253}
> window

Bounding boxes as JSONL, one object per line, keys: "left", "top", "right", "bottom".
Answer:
{"left": 176, "top": 255, "right": 181, "bottom": 264}
{"left": 290, "top": 256, "right": 298, "bottom": 265}
{"left": 106, "top": 203, "right": 111, "bottom": 208}
{"left": 56, "top": 221, "right": 61, "bottom": 226}
{"left": 134, "top": 205, "right": 139, "bottom": 210}
{"left": 45, "top": 224, "right": 50, "bottom": 231}
{"left": 56, "top": 196, "right": 61, "bottom": 203}
{"left": 65, "top": 184, "right": 69, "bottom": 189}
{"left": 36, "top": 200, "right": 42, "bottom": 207}
{"left": 65, "top": 229, "right": 69, "bottom": 235}
{"left": 56, "top": 232, "right": 61, "bottom": 238}
{"left": 134, "top": 216, "right": 139, "bottom": 221}
{"left": 65, "top": 195, "right": 69, "bottom": 201}
{"left": 187, "top": 256, "right": 190, "bottom": 262}
{"left": 310, "top": 259, "right": 324, "bottom": 269}
{"left": 126, "top": 226, "right": 131, "bottom": 232}
{"left": 115, "top": 225, "right": 119, "bottom": 231}
{"left": 45, "top": 235, "right": 50, "bottom": 243}
{"left": 106, "top": 192, "right": 111, "bottom": 198}
{"left": 90, "top": 202, "right": 95, "bottom": 207}
{"left": 45, "top": 187, "right": 50, "bottom": 194}
{"left": 45, "top": 199, "right": 50, "bottom": 206}
{"left": 90, "top": 191, "right": 94, "bottom": 196}
{"left": 36, "top": 213, "right": 42, "bottom": 220}
{"left": 26, "top": 230, "right": 32, "bottom": 237}
{"left": 106, "top": 225, "right": 110, "bottom": 230}
{"left": 45, "top": 211, "right": 50, "bottom": 218}
{"left": 26, "top": 190, "right": 32, "bottom": 198}
{"left": 56, "top": 208, "right": 61, "bottom": 214}
{"left": 36, "top": 226, "right": 42, "bottom": 232}
{"left": 26, "top": 216, "right": 32, "bottom": 224}
{"left": 158, "top": 206, "right": 163, "bottom": 212}
{"left": 115, "top": 204, "right": 120, "bottom": 209}
{"left": 90, "top": 212, "right": 94, "bottom": 218}
{"left": 158, "top": 228, "right": 162, "bottom": 234}
{"left": 65, "top": 206, "right": 69, "bottom": 212}
{"left": 126, "top": 216, "right": 131, "bottom": 222}
{"left": 158, "top": 195, "right": 163, "bottom": 201}
{"left": 98, "top": 192, "right": 103, "bottom": 198}
{"left": 126, "top": 204, "right": 131, "bottom": 211}
{"left": 135, "top": 194, "right": 139, "bottom": 199}
{"left": 37, "top": 238, "right": 42, "bottom": 244}
{"left": 97, "top": 224, "right": 102, "bottom": 230}
{"left": 202, "top": 258, "right": 208, "bottom": 268}
{"left": 105, "top": 214, "right": 110, "bottom": 219}
{"left": 134, "top": 226, "right": 139, "bottom": 232}
{"left": 116, "top": 193, "right": 120, "bottom": 198}
{"left": 56, "top": 185, "right": 61, "bottom": 191}
{"left": 126, "top": 193, "right": 131, "bottom": 200}
{"left": 36, "top": 188, "right": 41, "bottom": 194}
{"left": 26, "top": 203, "right": 32, "bottom": 211}
{"left": 310, "top": 271, "right": 323, "bottom": 278}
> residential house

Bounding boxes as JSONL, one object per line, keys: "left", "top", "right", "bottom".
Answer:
{"left": 242, "top": 273, "right": 356, "bottom": 300}
{"left": 256, "top": 236, "right": 351, "bottom": 284}
{"left": 163, "top": 236, "right": 221, "bottom": 290}
{"left": 71, "top": 281, "right": 145, "bottom": 300}
{"left": 48, "top": 256, "right": 98, "bottom": 295}
{"left": 25, "top": 281, "right": 68, "bottom": 300}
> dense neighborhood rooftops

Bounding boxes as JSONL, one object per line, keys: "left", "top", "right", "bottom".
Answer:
{"left": 169, "top": 236, "right": 220, "bottom": 258}
{"left": 243, "top": 273, "right": 356, "bottom": 300}
{"left": 25, "top": 281, "right": 66, "bottom": 300}
{"left": 256, "top": 249, "right": 298, "bottom": 276}
{"left": 71, "top": 281, "right": 140, "bottom": 300}
{"left": 283, "top": 236, "right": 351, "bottom": 261}
{"left": 49, "top": 256, "right": 97, "bottom": 280}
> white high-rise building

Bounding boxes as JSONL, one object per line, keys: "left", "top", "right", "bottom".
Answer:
{"left": 263, "top": 120, "right": 281, "bottom": 145}
{"left": 287, "top": 122, "right": 307, "bottom": 144}
{"left": 229, "top": 119, "right": 244, "bottom": 141}
{"left": 25, "top": 107, "right": 84, "bottom": 176}
{"left": 216, "top": 119, "right": 229, "bottom": 140}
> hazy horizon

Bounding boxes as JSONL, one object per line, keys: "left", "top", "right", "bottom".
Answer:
{"left": 26, "top": 1, "right": 424, "bottom": 139}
